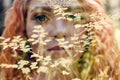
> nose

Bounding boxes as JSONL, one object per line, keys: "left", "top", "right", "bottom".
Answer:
{"left": 54, "top": 32, "right": 66, "bottom": 39}
{"left": 53, "top": 19, "right": 69, "bottom": 39}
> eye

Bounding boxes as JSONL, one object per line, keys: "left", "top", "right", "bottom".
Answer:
{"left": 68, "top": 15, "right": 76, "bottom": 19}
{"left": 81, "top": 15, "right": 86, "bottom": 20}
{"left": 34, "top": 15, "right": 48, "bottom": 22}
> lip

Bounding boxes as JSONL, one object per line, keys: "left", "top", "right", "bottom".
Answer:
{"left": 47, "top": 46, "right": 66, "bottom": 54}
{"left": 47, "top": 46, "right": 64, "bottom": 51}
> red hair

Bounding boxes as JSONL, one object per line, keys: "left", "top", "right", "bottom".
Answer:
{"left": 79, "top": 0, "right": 118, "bottom": 64}
{"left": 0, "top": 0, "right": 119, "bottom": 79}
{"left": 0, "top": 0, "right": 31, "bottom": 79}
{"left": 2, "top": 0, "right": 30, "bottom": 38}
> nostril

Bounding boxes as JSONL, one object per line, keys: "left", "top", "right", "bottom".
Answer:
{"left": 54, "top": 35, "right": 57, "bottom": 38}
{"left": 63, "top": 35, "right": 66, "bottom": 38}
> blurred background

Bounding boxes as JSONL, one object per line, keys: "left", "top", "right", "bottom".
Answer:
{"left": 0, "top": 0, "right": 120, "bottom": 36}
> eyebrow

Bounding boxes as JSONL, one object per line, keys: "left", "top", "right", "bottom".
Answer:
{"left": 31, "top": 6, "right": 83, "bottom": 13}
{"left": 65, "top": 6, "right": 83, "bottom": 12}
{"left": 31, "top": 6, "right": 52, "bottom": 12}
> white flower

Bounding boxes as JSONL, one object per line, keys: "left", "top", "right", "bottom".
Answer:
{"left": 0, "top": 64, "right": 18, "bottom": 68}
{"left": 50, "top": 61, "right": 59, "bottom": 68}
{"left": 44, "top": 56, "right": 51, "bottom": 61}
{"left": 66, "top": 17, "right": 73, "bottom": 21}
{"left": 3, "top": 38, "right": 10, "bottom": 43}
{"left": 28, "top": 39, "right": 35, "bottom": 42}
{"left": 75, "top": 24, "right": 82, "bottom": 28}
{"left": 56, "top": 38, "right": 65, "bottom": 42}
{"left": 31, "top": 34, "right": 39, "bottom": 38}
{"left": 32, "top": 40, "right": 39, "bottom": 45}
{"left": 37, "top": 66, "right": 49, "bottom": 73}
{"left": 72, "top": 78, "right": 81, "bottom": 80}
{"left": 20, "top": 47, "right": 31, "bottom": 53}
{"left": 12, "top": 36, "right": 22, "bottom": 42}
{"left": 0, "top": 37, "right": 5, "bottom": 40}
{"left": 32, "top": 29, "right": 40, "bottom": 33}
{"left": 3, "top": 44, "right": 9, "bottom": 50}
{"left": 13, "top": 35, "right": 21, "bottom": 39}
{"left": 30, "top": 62, "right": 38, "bottom": 69}
{"left": 18, "top": 60, "right": 29, "bottom": 69}
{"left": 59, "top": 58, "right": 72, "bottom": 68}
{"left": 42, "top": 61, "right": 49, "bottom": 66}
{"left": 71, "top": 36, "right": 79, "bottom": 41}
{"left": 34, "top": 25, "right": 42, "bottom": 29}
{"left": 9, "top": 42, "right": 19, "bottom": 50}
{"left": 67, "top": 44, "right": 74, "bottom": 48}
{"left": 21, "top": 68, "right": 31, "bottom": 74}
{"left": 31, "top": 54, "right": 43, "bottom": 60}
{"left": 56, "top": 17, "right": 66, "bottom": 20}
{"left": 62, "top": 71, "right": 70, "bottom": 75}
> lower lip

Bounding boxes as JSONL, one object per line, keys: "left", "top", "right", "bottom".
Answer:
{"left": 47, "top": 50, "right": 68, "bottom": 58}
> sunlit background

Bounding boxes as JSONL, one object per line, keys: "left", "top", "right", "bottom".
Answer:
{"left": 0, "top": 0, "right": 120, "bottom": 36}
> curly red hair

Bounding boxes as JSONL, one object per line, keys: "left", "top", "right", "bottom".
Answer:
{"left": 0, "top": 0, "right": 119, "bottom": 80}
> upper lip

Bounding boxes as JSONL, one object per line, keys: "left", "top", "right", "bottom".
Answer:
{"left": 47, "top": 46, "right": 64, "bottom": 51}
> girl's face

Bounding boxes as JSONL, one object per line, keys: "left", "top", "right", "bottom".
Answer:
{"left": 26, "top": 0, "right": 88, "bottom": 57}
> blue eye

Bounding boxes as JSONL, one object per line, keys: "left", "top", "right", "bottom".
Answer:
{"left": 34, "top": 15, "right": 48, "bottom": 22}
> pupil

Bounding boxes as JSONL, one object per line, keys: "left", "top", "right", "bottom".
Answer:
{"left": 35, "top": 15, "right": 47, "bottom": 21}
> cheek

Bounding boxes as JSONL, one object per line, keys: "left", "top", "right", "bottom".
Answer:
{"left": 26, "top": 22, "right": 35, "bottom": 38}
{"left": 44, "top": 23, "right": 56, "bottom": 34}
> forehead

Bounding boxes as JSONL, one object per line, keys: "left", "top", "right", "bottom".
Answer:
{"left": 28, "top": 0, "right": 81, "bottom": 11}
